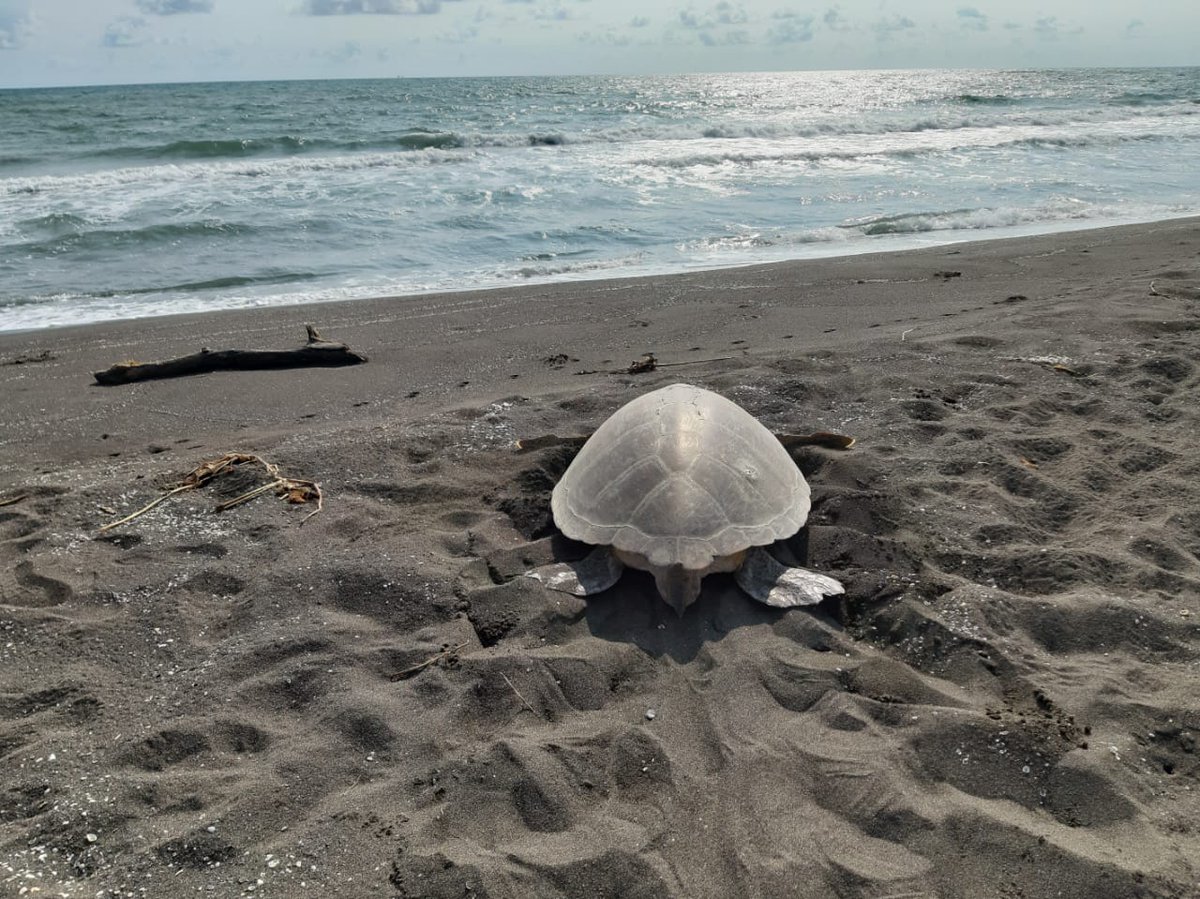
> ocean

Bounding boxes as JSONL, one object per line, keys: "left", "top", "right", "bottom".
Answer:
{"left": 2, "top": 67, "right": 1199, "bottom": 333}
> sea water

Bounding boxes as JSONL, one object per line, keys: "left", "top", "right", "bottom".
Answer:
{"left": 2, "top": 68, "right": 1198, "bottom": 332}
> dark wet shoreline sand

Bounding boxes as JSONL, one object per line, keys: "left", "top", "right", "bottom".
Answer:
{"left": 1, "top": 218, "right": 1198, "bottom": 897}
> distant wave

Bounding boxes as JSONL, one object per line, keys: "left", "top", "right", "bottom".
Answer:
{"left": 511, "top": 253, "right": 645, "bottom": 280}
{"left": 630, "top": 126, "right": 1193, "bottom": 171}
{"left": 6, "top": 119, "right": 1195, "bottom": 201}
{"left": 15, "top": 212, "right": 90, "bottom": 235}
{"left": 43, "top": 105, "right": 1200, "bottom": 171}
{"left": 15, "top": 220, "right": 265, "bottom": 255}
{"left": 90, "top": 130, "right": 467, "bottom": 162}
{"left": 1110, "top": 91, "right": 1186, "bottom": 106}
{"left": 844, "top": 204, "right": 1098, "bottom": 236}
{"left": 109, "top": 272, "right": 321, "bottom": 297}
{"left": 0, "top": 149, "right": 474, "bottom": 196}
{"left": 1, "top": 271, "right": 321, "bottom": 308}
{"left": 684, "top": 202, "right": 1135, "bottom": 252}
{"left": 954, "top": 93, "right": 1018, "bottom": 106}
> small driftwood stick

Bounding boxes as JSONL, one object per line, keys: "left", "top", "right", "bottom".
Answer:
{"left": 391, "top": 642, "right": 470, "bottom": 681}
{"left": 96, "top": 484, "right": 197, "bottom": 534}
{"left": 93, "top": 325, "right": 367, "bottom": 386}
{"left": 0, "top": 494, "right": 28, "bottom": 507}
{"left": 1149, "top": 279, "right": 1200, "bottom": 301}
{"left": 501, "top": 672, "right": 538, "bottom": 715}
{"left": 654, "top": 355, "right": 735, "bottom": 369}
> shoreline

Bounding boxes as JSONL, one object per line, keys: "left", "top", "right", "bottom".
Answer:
{"left": 3, "top": 215, "right": 1198, "bottom": 468}
{"left": 1, "top": 215, "right": 1198, "bottom": 897}
{"left": 3, "top": 213, "right": 1197, "bottom": 344}
{"left": 4, "top": 213, "right": 1200, "bottom": 339}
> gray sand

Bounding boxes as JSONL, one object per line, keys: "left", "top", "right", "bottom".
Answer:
{"left": 1, "top": 219, "right": 1198, "bottom": 897}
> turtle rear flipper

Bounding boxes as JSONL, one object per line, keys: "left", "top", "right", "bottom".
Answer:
{"left": 734, "top": 546, "right": 843, "bottom": 608}
{"left": 526, "top": 547, "right": 624, "bottom": 596}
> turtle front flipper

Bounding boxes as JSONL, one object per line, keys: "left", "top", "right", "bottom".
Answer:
{"left": 735, "top": 546, "right": 843, "bottom": 608}
{"left": 526, "top": 547, "right": 625, "bottom": 597}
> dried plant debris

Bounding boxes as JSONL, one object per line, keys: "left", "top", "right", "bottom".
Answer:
{"left": 97, "top": 452, "right": 323, "bottom": 534}
{"left": 1, "top": 349, "right": 55, "bottom": 366}
{"left": 627, "top": 353, "right": 658, "bottom": 374}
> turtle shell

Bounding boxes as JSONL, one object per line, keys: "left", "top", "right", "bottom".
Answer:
{"left": 551, "top": 383, "right": 810, "bottom": 571}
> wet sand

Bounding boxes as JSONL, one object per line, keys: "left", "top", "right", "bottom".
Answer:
{"left": 1, "top": 219, "right": 1199, "bottom": 897}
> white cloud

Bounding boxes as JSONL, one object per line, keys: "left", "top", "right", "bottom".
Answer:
{"left": 1033, "top": 15, "right": 1082, "bottom": 39}
{"left": 323, "top": 39, "right": 362, "bottom": 60}
{"left": 698, "top": 27, "right": 750, "bottom": 45}
{"left": 102, "top": 16, "right": 148, "bottom": 47}
{"left": 872, "top": 14, "right": 916, "bottom": 38}
{"left": 302, "top": 0, "right": 446, "bottom": 14}
{"left": 136, "top": 0, "right": 214, "bottom": 14}
{"left": 680, "top": 2, "right": 749, "bottom": 30}
{"left": 0, "top": 0, "right": 32, "bottom": 49}
{"left": 533, "top": 6, "right": 570, "bottom": 21}
{"left": 768, "top": 14, "right": 814, "bottom": 43}
{"left": 822, "top": 6, "right": 850, "bottom": 32}
{"left": 956, "top": 6, "right": 987, "bottom": 31}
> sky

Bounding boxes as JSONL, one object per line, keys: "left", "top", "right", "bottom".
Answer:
{"left": 0, "top": 0, "right": 1195, "bottom": 88}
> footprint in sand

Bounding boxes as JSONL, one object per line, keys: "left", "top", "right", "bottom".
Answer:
{"left": 0, "top": 560, "right": 74, "bottom": 607}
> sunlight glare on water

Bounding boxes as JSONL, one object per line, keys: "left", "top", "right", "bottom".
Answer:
{"left": 1, "top": 68, "right": 1199, "bottom": 330}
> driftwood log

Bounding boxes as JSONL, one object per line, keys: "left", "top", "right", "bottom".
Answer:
{"left": 93, "top": 325, "right": 367, "bottom": 386}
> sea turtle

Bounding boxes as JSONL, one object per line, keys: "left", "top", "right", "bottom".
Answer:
{"left": 527, "top": 383, "right": 845, "bottom": 615}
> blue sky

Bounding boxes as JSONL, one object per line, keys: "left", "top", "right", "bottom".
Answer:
{"left": 0, "top": 0, "right": 1194, "bottom": 88}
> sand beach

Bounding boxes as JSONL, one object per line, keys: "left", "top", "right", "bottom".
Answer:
{"left": 1, "top": 218, "right": 1198, "bottom": 897}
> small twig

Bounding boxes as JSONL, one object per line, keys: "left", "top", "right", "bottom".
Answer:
{"left": 1005, "top": 356, "right": 1082, "bottom": 377}
{"left": 96, "top": 484, "right": 197, "bottom": 534}
{"left": 1146, "top": 279, "right": 1200, "bottom": 300}
{"left": 298, "top": 493, "right": 324, "bottom": 525}
{"left": 214, "top": 480, "right": 283, "bottom": 513}
{"left": 391, "top": 642, "right": 470, "bottom": 681}
{"left": 1050, "top": 363, "right": 1081, "bottom": 377}
{"left": 900, "top": 328, "right": 914, "bottom": 341}
{"left": 501, "top": 672, "right": 538, "bottom": 715}
{"left": 654, "top": 355, "right": 735, "bottom": 368}
{"left": 0, "top": 494, "right": 28, "bottom": 507}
